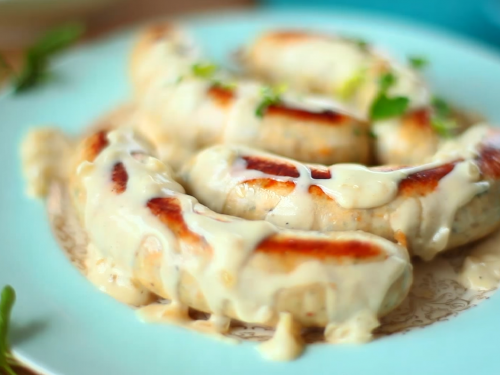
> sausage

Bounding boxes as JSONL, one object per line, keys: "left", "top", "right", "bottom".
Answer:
{"left": 182, "top": 125, "right": 500, "bottom": 260}
{"left": 69, "top": 128, "right": 412, "bottom": 348}
{"left": 129, "top": 24, "right": 371, "bottom": 168}
{"left": 240, "top": 29, "right": 429, "bottom": 117}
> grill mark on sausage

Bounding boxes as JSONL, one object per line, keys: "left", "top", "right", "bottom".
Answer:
{"left": 256, "top": 235, "right": 383, "bottom": 260}
{"left": 265, "top": 104, "right": 348, "bottom": 126}
{"left": 399, "top": 163, "right": 456, "bottom": 196}
{"left": 208, "top": 86, "right": 235, "bottom": 107}
{"left": 243, "top": 156, "right": 300, "bottom": 178}
{"left": 244, "top": 178, "right": 296, "bottom": 193}
{"left": 111, "top": 162, "right": 128, "bottom": 194}
{"left": 478, "top": 133, "right": 500, "bottom": 178}
{"left": 147, "top": 197, "right": 206, "bottom": 246}
{"left": 264, "top": 30, "right": 327, "bottom": 43}
{"left": 310, "top": 167, "right": 332, "bottom": 179}
{"left": 243, "top": 156, "right": 332, "bottom": 179}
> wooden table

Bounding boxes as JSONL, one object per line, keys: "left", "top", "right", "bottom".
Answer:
{"left": 1, "top": 0, "right": 254, "bottom": 85}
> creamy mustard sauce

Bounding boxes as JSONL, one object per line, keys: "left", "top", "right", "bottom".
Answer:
{"left": 184, "top": 125, "right": 490, "bottom": 260}
{"left": 132, "top": 27, "right": 369, "bottom": 170}
{"left": 258, "top": 312, "right": 304, "bottom": 361}
{"left": 76, "top": 128, "right": 411, "bottom": 360}
{"left": 21, "top": 128, "right": 73, "bottom": 198}
{"left": 460, "top": 230, "right": 500, "bottom": 290}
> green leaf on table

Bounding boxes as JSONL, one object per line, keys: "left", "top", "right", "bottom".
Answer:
{"left": 13, "top": 23, "right": 85, "bottom": 93}
{"left": 0, "top": 285, "right": 17, "bottom": 375}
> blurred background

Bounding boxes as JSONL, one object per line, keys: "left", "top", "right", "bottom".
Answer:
{"left": 1, "top": 0, "right": 500, "bottom": 54}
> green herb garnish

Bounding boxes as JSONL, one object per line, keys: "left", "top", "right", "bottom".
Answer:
{"left": 13, "top": 23, "right": 84, "bottom": 93}
{"left": 369, "top": 72, "right": 410, "bottom": 120}
{"left": 212, "top": 79, "right": 237, "bottom": 91}
{"left": 0, "top": 285, "right": 18, "bottom": 375}
{"left": 378, "top": 72, "right": 396, "bottom": 92}
{"left": 338, "top": 69, "right": 366, "bottom": 100}
{"left": 430, "top": 116, "right": 457, "bottom": 138}
{"left": 432, "top": 96, "right": 451, "bottom": 118}
{"left": 430, "top": 96, "right": 456, "bottom": 138}
{"left": 191, "top": 62, "right": 218, "bottom": 79}
{"left": 255, "top": 84, "right": 287, "bottom": 117}
{"left": 408, "top": 56, "right": 428, "bottom": 70}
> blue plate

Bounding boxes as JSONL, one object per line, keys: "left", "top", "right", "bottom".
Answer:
{"left": 2, "top": 9, "right": 500, "bottom": 375}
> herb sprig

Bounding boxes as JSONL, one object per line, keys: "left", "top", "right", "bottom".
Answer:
{"left": 430, "top": 96, "right": 457, "bottom": 138}
{"left": 0, "top": 285, "right": 18, "bottom": 375}
{"left": 255, "top": 84, "right": 287, "bottom": 117}
{"left": 1, "top": 23, "right": 84, "bottom": 94}
{"left": 369, "top": 72, "right": 409, "bottom": 120}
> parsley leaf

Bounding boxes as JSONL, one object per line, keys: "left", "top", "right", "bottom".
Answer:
{"left": 0, "top": 285, "right": 17, "bottom": 375}
{"left": 14, "top": 23, "right": 84, "bottom": 93}
{"left": 378, "top": 72, "right": 396, "bottom": 92}
{"left": 370, "top": 95, "right": 410, "bottom": 121}
{"left": 255, "top": 84, "right": 287, "bottom": 117}
{"left": 408, "top": 56, "right": 428, "bottom": 70}
{"left": 369, "top": 71, "right": 410, "bottom": 120}
{"left": 191, "top": 62, "right": 218, "bottom": 79}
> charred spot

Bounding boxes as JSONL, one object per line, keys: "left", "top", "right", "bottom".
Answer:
{"left": 86, "top": 130, "right": 108, "bottom": 162}
{"left": 478, "top": 144, "right": 500, "bottom": 179}
{"left": 399, "top": 163, "right": 456, "bottom": 196}
{"left": 207, "top": 85, "right": 235, "bottom": 107}
{"left": 147, "top": 197, "right": 204, "bottom": 245}
{"left": 310, "top": 167, "right": 332, "bottom": 179}
{"left": 266, "top": 104, "right": 348, "bottom": 126}
{"left": 244, "top": 178, "right": 296, "bottom": 192}
{"left": 405, "top": 108, "right": 431, "bottom": 129}
{"left": 308, "top": 185, "right": 333, "bottom": 200}
{"left": 111, "top": 162, "right": 128, "bottom": 194}
{"left": 242, "top": 156, "right": 300, "bottom": 178}
{"left": 256, "top": 235, "right": 382, "bottom": 260}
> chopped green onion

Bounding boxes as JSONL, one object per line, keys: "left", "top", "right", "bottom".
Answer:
{"left": 431, "top": 116, "right": 457, "bottom": 138}
{"left": 191, "top": 62, "right": 218, "bottom": 79}
{"left": 378, "top": 72, "right": 396, "bottom": 92}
